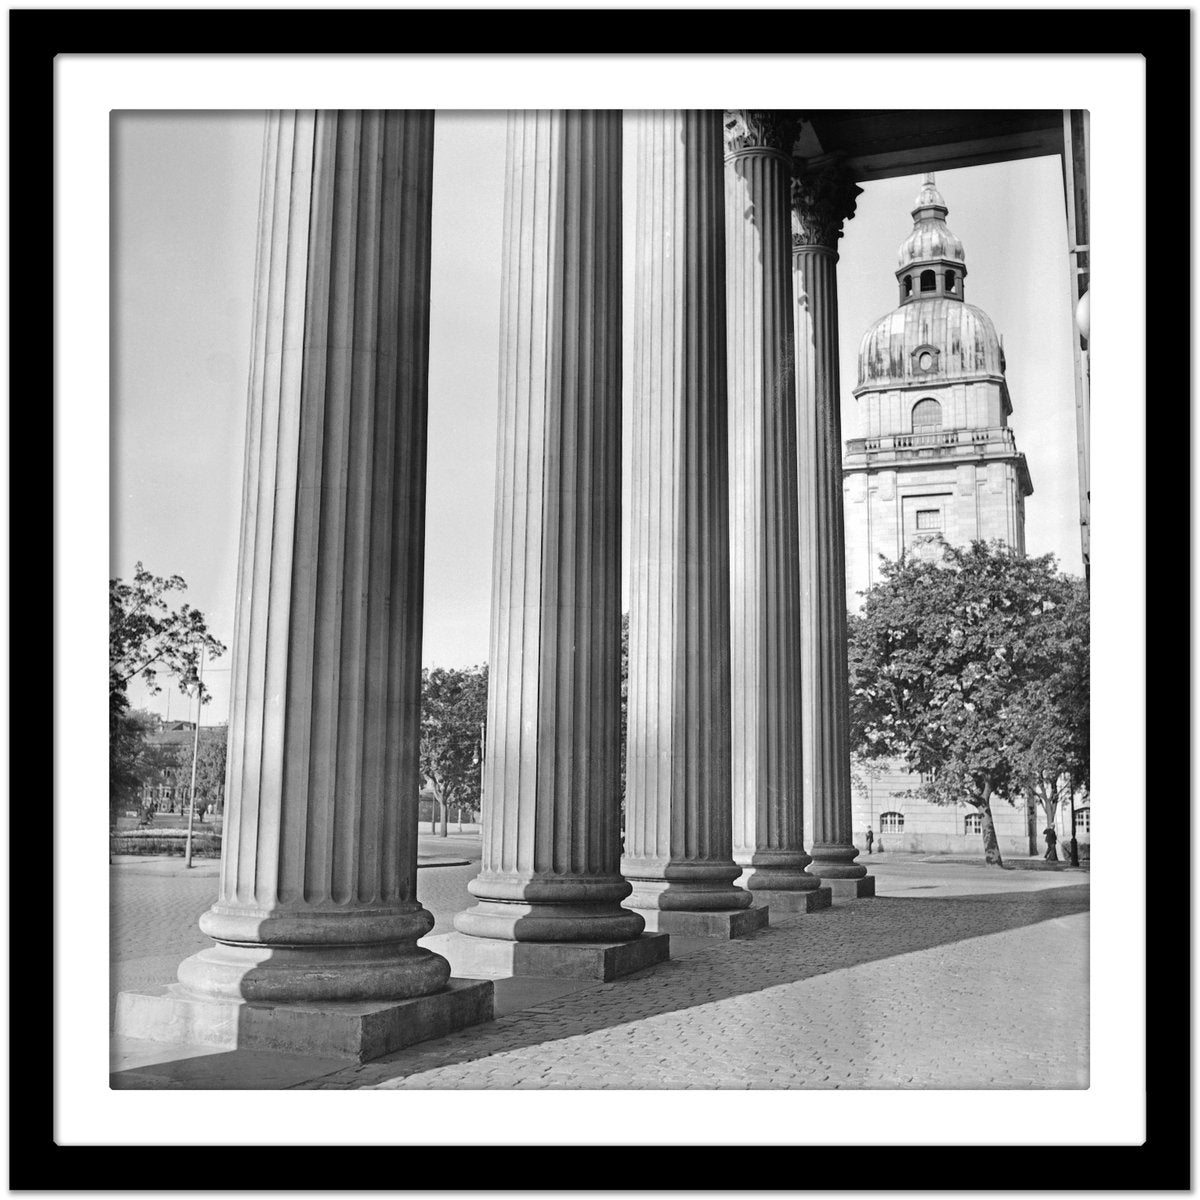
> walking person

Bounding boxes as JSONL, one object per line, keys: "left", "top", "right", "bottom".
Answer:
{"left": 1043, "top": 826, "right": 1058, "bottom": 862}
{"left": 866, "top": 826, "right": 874, "bottom": 855}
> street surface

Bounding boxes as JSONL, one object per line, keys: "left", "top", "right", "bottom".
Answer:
{"left": 111, "top": 840, "right": 1088, "bottom": 1089}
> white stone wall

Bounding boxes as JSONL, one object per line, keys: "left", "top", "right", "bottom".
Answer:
{"left": 850, "top": 760, "right": 1088, "bottom": 857}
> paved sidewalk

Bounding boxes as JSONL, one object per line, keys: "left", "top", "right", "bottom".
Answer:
{"left": 110, "top": 853, "right": 1087, "bottom": 1090}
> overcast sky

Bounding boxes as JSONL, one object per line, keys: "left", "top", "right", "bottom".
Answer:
{"left": 112, "top": 111, "right": 1082, "bottom": 725}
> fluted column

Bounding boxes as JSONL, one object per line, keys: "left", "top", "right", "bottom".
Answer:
{"left": 178, "top": 110, "right": 449, "bottom": 1001}
{"left": 454, "top": 110, "right": 642, "bottom": 943}
{"left": 621, "top": 110, "right": 751, "bottom": 922}
{"left": 723, "top": 111, "right": 822, "bottom": 900}
{"left": 791, "top": 159, "right": 868, "bottom": 883}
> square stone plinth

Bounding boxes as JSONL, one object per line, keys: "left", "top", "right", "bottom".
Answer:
{"left": 751, "top": 887, "right": 832, "bottom": 914}
{"left": 113, "top": 977, "right": 493, "bottom": 1063}
{"left": 420, "top": 931, "right": 670, "bottom": 981}
{"left": 826, "top": 876, "right": 876, "bottom": 900}
{"left": 632, "top": 907, "right": 769, "bottom": 938}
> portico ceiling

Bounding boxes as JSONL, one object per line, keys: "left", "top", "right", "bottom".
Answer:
{"left": 792, "top": 109, "right": 1064, "bottom": 181}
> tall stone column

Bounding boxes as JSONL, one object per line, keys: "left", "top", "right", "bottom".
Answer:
{"left": 116, "top": 111, "right": 492, "bottom": 1059}
{"left": 791, "top": 159, "right": 873, "bottom": 898}
{"left": 443, "top": 111, "right": 664, "bottom": 981}
{"left": 621, "top": 110, "right": 762, "bottom": 939}
{"left": 723, "top": 112, "right": 828, "bottom": 915}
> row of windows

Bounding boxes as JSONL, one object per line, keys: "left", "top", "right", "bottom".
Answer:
{"left": 875, "top": 810, "right": 1090, "bottom": 835}
{"left": 903, "top": 269, "right": 958, "bottom": 296}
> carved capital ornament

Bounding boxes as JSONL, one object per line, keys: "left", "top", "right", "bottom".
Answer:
{"left": 790, "top": 164, "right": 863, "bottom": 249}
{"left": 723, "top": 109, "right": 799, "bottom": 157}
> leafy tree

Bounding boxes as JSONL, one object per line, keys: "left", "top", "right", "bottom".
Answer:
{"left": 110, "top": 707, "right": 157, "bottom": 822}
{"left": 1007, "top": 579, "right": 1090, "bottom": 860}
{"left": 847, "top": 540, "right": 1085, "bottom": 867}
{"left": 109, "top": 564, "right": 225, "bottom": 815}
{"left": 420, "top": 665, "right": 488, "bottom": 837}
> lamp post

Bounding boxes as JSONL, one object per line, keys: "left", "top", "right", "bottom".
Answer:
{"left": 183, "top": 646, "right": 204, "bottom": 869}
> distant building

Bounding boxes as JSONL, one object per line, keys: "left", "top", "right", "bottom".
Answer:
{"left": 139, "top": 719, "right": 227, "bottom": 814}
{"left": 842, "top": 176, "right": 1087, "bottom": 856}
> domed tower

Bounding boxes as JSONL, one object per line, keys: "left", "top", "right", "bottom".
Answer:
{"left": 843, "top": 174, "right": 1033, "bottom": 607}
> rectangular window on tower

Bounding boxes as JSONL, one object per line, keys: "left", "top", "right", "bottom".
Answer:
{"left": 916, "top": 509, "right": 942, "bottom": 531}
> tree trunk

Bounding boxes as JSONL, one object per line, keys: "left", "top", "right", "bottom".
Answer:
{"left": 440, "top": 794, "right": 449, "bottom": 838}
{"left": 1040, "top": 783, "right": 1059, "bottom": 861}
{"left": 978, "top": 786, "right": 1004, "bottom": 867}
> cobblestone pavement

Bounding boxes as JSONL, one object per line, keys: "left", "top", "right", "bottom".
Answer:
{"left": 111, "top": 846, "right": 1088, "bottom": 1089}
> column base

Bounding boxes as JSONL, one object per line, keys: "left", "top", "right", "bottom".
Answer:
{"left": 632, "top": 906, "right": 769, "bottom": 938}
{"left": 749, "top": 886, "right": 832, "bottom": 913}
{"left": 112, "top": 977, "right": 493, "bottom": 1063}
{"left": 826, "top": 876, "right": 876, "bottom": 900}
{"left": 421, "top": 930, "right": 670, "bottom": 981}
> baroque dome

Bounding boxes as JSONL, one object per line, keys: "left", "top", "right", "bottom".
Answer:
{"left": 896, "top": 176, "right": 965, "bottom": 275}
{"left": 857, "top": 297, "right": 1004, "bottom": 390}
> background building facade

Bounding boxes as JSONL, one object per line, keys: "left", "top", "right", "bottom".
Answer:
{"left": 842, "top": 176, "right": 1086, "bottom": 856}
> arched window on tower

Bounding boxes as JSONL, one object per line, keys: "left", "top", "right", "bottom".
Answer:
{"left": 904, "top": 274, "right": 913, "bottom": 296}
{"left": 920, "top": 269, "right": 936, "bottom": 292}
{"left": 912, "top": 398, "right": 942, "bottom": 433}
{"left": 945, "top": 269, "right": 957, "bottom": 293}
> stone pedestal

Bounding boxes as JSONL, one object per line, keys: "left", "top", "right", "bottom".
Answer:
{"left": 452, "top": 111, "right": 644, "bottom": 963}
{"left": 423, "top": 931, "right": 670, "bottom": 981}
{"left": 791, "top": 160, "right": 871, "bottom": 892}
{"left": 621, "top": 110, "right": 754, "bottom": 936}
{"left": 723, "top": 110, "right": 824, "bottom": 904}
{"left": 114, "top": 979, "right": 493, "bottom": 1063}
{"left": 752, "top": 886, "right": 833, "bottom": 914}
{"left": 826, "top": 876, "right": 877, "bottom": 900}
{"left": 637, "top": 907, "right": 769, "bottom": 939}
{"left": 118, "top": 111, "right": 487, "bottom": 1054}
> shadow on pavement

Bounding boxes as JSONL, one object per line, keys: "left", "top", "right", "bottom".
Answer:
{"left": 273, "top": 881, "right": 1091, "bottom": 1088}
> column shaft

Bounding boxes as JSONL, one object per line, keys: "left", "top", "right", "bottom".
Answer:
{"left": 622, "top": 110, "right": 749, "bottom": 914}
{"left": 723, "top": 113, "right": 818, "bottom": 893}
{"left": 179, "top": 110, "right": 450, "bottom": 1000}
{"left": 792, "top": 163, "right": 867, "bottom": 880}
{"left": 454, "top": 110, "right": 642, "bottom": 943}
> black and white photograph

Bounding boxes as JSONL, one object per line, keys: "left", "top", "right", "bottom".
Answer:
{"left": 106, "top": 103, "right": 1093, "bottom": 1091}
{"left": 27, "top": 18, "right": 1176, "bottom": 1177}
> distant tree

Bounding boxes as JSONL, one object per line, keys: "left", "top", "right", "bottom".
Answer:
{"left": 109, "top": 707, "right": 158, "bottom": 822}
{"left": 420, "top": 666, "right": 488, "bottom": 838}
{"left": 847, "top": 540, "right": 1085, "bottom": 867}
{"left": 109, "top": 564, "right": 225, "bottom": 816}
{"left": 110, "top": 563, "right": 226, "bottom": 710}
{"left": 1008, "top": 579, "right": 1090, "bottom": 860}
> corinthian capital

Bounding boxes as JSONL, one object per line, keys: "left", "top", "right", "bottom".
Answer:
{"left": 724, "top": 110, "right": 799, "bottom": 156}
{"left": 790, "top": 162, "right": 863, "bottom": 249}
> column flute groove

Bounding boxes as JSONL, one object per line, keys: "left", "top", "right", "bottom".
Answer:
{"left": 177, "top": 109, "right": 449, "bottom": 1003}
{"left": 791, "top": 158, "right": 870, "bottom": 885}
{"left": 722, "top": 111, "right": 823, "bottom": 901}
{"left": 454, "top": 110, "right": 641, "bottom": 944}
{"left": 622, "top": 110, "right": 751, "bottom": 923}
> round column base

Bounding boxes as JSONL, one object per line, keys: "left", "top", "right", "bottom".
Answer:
{"left": 621, "top": 880, "right": 753, "bottom": 913}
{"left": 177, "top": 940, "right": 451, "bottom": 1004}
{"left": 453, "top": 900, "right": 646, "bottom": 943}
{"left": 620, "top": 856, "right": 751, "bottom": 912}
{"left": 734, "top": 849, "right": 822, "bottom": 892}
{"left": 806, "top": 843, "right": 868, "bottom": 880}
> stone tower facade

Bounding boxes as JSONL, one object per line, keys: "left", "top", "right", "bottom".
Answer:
{"left": 842, "top": 175, "right": 1041, "bottom": 857}
{"left": 843, "top": 175, "right": 1033, "bottom": 607}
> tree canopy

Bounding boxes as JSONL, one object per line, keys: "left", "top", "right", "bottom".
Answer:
{"left": 847, "top": 540, "right": 1088, "bottom": 866}
{"left": 420, "top": 665, "right": 488, "bottom": 835}
{"left": 109, "top": 564, "right": 226, "bottom": 818}
{"left": 110, "top": 563, "right": 226, "bottom": 711}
